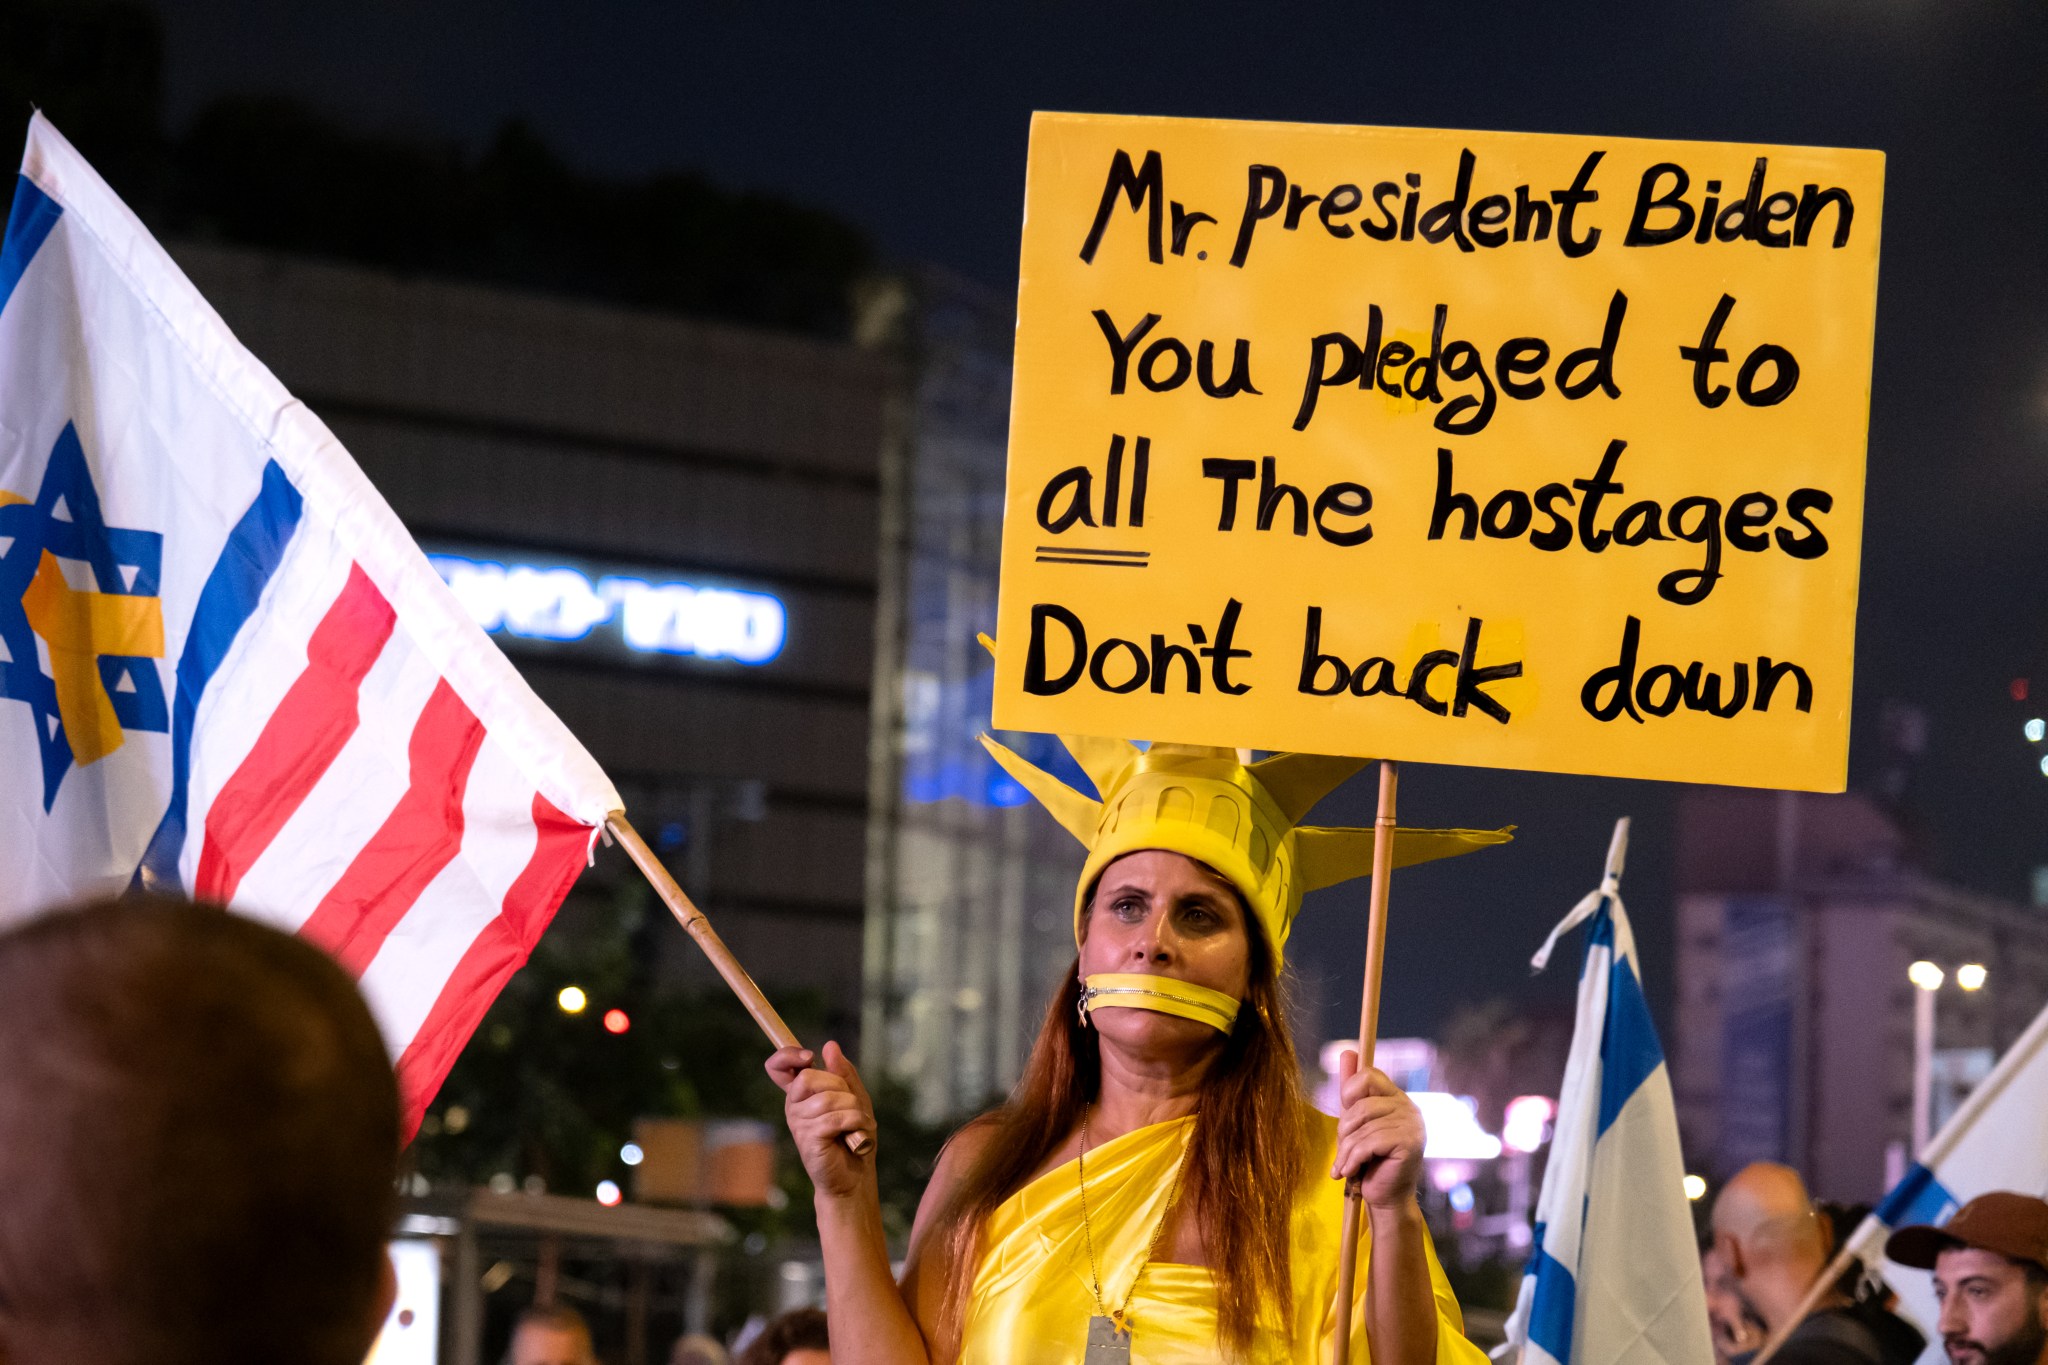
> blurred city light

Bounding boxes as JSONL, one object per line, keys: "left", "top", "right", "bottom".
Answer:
{"left": 442, "top": 1105, "right": 469, "bottom": 1135}
{"left": 557, "top": 985, "right": 588, "bottom": 1014}
{"left": 603, "top": 1008, "right": 631, "bottom": 1034}
{"left": 1908, "top": 960, "right": 1945, "bottom": 991}
{"left": 367, "top": 1238, "right": 440, "bottom": 1364}
{"left": 1502, "top": 1095, "right": 1556, "bottom": 1154}
{"left": 2039, "top": 754, "right": 2048, "bottom": 778}
{"left": 1684, "top": 1173, "right": 1708, "bottom": 1201}
{"left": 595, "top": 1180, "right": 622, "bottom": 1206}
{"left": 1958, "top": 963, "right": 1989, "bottom": 991}
{"left": 2027, "top": 718, "right": 2046, "bottom": 743}
{"left": 1430, "top": 1161, "right": 1475, "bottom": 1192}
{"left": 1413, "top": 1092, "right": 1504, "bottom": 1160}
{"left": 621, "top": 1142, "right": 644, "bottom": 1166}
{"left": 1447, "top": 1182, "right": 1476, "bottom": 1213}
{"left": 428, "top": 554, "right": 786, "bottom": 664}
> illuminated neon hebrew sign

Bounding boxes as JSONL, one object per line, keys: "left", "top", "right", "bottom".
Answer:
{"left": 429, "top": 554, "right": 786, "bottom": 665}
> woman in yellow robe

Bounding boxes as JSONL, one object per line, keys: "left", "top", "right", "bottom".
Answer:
{"left": 769, "top": 739, "right": 1509, "bottom": 1364}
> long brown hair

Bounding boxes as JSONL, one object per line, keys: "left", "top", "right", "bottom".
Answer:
{"left": 929, "top": 883, "right": 1317, "bottom": 1359}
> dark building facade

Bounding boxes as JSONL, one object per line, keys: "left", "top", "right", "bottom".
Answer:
{"left": 174, "top": 241, "right": 895, "bottom": 1035}
{"left": 858, "top": 271, "right": 1090, "bottom": 1121}
{"left": 1671, "top": 787, "right": 2048, "bottom": 1202}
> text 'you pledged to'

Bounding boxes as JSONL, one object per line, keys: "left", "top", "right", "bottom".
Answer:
{"left": 991, "top": 113, "right": 1884, "bottom": 792}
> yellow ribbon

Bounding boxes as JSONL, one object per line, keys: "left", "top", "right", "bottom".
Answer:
{"left": 19, "top": 550, "right": 164, "bottom": 766}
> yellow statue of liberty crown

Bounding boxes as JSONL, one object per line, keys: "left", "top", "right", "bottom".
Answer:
{"left": 979, "top": 733, "right": 1512, "bottom": 958}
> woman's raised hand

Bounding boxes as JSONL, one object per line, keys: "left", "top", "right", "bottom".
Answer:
{"left": 1332, "top": 1048, "right": 1427, "bottom": 1210}
{"left": 766, "top": 1040, "right": 878, "bottom": 1200}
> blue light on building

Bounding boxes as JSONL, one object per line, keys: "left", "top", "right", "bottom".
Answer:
{"left": 428, "top": 554, "right": 786, "bottom": 665}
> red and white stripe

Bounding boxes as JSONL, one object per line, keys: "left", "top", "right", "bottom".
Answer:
{"left": 10, "top": 115, "right": 620, "bottom": 1142}
{"left": 179, "top": 522, "right": 611, "bottom": 1135}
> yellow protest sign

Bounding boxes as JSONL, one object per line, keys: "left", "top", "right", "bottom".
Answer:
{"left": 991, "top": 112, "right": 1882, "bottom": 791}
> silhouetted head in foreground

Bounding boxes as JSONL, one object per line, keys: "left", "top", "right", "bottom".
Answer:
{"left": 0, "top": 895, "right": 400, "bottom": 1365}
{"left": 509, "top": 1302, "right": 599, "bottom": 1365}
{"left": 737, "top": 1307, "right": 830, "bottom": 1365}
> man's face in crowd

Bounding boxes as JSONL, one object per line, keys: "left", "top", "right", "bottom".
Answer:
{"left": 1702, "top": 1245, "right": 1765, "bottom": 1365}
{"left": 510, "top": 1321, "right": 598, "bottom": 1365}
{"left": 1934, "top": 1248, "right": 2048, "bottom": 1365}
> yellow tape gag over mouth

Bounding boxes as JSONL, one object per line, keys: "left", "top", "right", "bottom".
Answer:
{"left": 1081, "top": 973, "right": 1242, "bottom": 1033}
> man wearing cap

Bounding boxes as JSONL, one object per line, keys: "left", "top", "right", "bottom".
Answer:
{"left": 1887, "top": 1193, "right": 2048, "bottom": 1365}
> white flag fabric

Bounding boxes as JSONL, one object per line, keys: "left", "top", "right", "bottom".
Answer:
{"left": 1838, "top": 996, "right": 2048, "bottom": 1365}
{"left": 0, "top": 114, "right": 621, "bottom": 1133}
{"left": 1499, "top": 819, "right": 1716, "bottom": 1365}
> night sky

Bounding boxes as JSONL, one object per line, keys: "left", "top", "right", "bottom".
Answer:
{"left": 141, "top": 0, "right": 2048, "bottom": 1042}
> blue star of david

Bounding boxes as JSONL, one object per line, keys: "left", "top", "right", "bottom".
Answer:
{"left": 1, "top": 423, "right": 169, "bottom": 809}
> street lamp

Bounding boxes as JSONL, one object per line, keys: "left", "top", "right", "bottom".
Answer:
{"left": 1910, "top": 961, "right": 1940, "bottom": 1156}
{"left": 1909, "top": 960, "right": 1988, "bottom": 1156}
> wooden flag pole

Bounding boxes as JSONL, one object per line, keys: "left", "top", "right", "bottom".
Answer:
{"left": 1332, "top": 759, "right": 1401, "bottom": 1365}
{"left": 605, "top": 811, "right": 869, "bottom": 1155}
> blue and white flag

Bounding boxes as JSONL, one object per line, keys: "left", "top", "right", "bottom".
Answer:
{"left": 0, "top": 115, "right": 619, "bottom": 1134}
{"left": 1499, "top": 818, "right": 1715, "bottom": 1365}
{"left": 1839, "top": 995, "right": 2048, "bottom": 1365}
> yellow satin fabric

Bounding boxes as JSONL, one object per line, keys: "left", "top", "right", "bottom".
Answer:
{"left": 958, "top": 1114, "right": 1486, "bottom": 1365}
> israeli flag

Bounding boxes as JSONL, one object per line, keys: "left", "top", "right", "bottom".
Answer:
{"left": 1838, "top": 996, "right": 2048, "bottom": 1365}
{"left": 1498, "top": 818, "right": 1715, "bottom": 1365}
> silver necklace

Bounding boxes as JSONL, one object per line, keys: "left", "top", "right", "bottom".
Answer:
{"left": 1076, "top": 1103, "right": 1191, "bottom": 1364}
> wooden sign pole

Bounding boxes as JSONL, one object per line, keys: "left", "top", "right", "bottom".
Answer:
{"left": 605, "top": 810, "right": 869, "bottom": 1155}
{"left": 1332, "top": 759, "right": 1401, "bottom": 1365}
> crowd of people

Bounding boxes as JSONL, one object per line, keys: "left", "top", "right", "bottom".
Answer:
{"left": 503, "top": 1302, "right": 828, "bottom": 1365}
{"left": 1701, "top": 1162, "right": 2048, "bottom": 1365}
{"left": 1, "top": 798, "right": 2044, "bottom": 1365}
